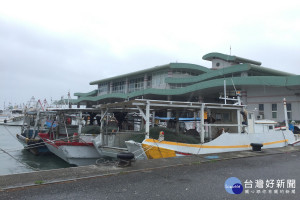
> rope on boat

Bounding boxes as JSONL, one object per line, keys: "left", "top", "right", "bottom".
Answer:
{"left": 0, "top": 146, "right": 39, "bottom": 171}
{"left": 3, "top": 125, "right": 20, "bottom": 142}
{"left": 0, "top": 135, "right": 80, "bottom": 155}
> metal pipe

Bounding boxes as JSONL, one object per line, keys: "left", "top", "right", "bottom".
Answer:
{"left": 283, "top": 98, "right": 289, "bottom": 129}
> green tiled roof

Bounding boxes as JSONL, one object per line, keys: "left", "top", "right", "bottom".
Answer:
{"left": 203, "top": 52, "right": 262, "bottom": 66}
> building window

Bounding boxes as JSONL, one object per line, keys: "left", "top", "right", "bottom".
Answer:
{"left": 147, "top": 76, "right": 152, "bottom": 88}
{"left": 259, "top": 104, "right": 264, "bottom": 111}
{"left": 170, "top": 83, "right": 191, "bottom": 89}
{"left": 98, "top": 82, "right": 108, "bottom": 95}
{"left": 128, "top": 77, "right": 144, "bottom": 93}
{"left": 258, "top": 104, "right": 264, "bottom": 117}
{"left": 172, "top": 69, "right": 198, "bottom": 77}
{"left": 287, "top": 103, "right": 292, "bottom": 120}
{"left": 272, "top": 104, "right": 277, "bottom": 119}
{"left": 112, "top": 81, "right": 125, "bottom": 93}
{"left": 152, "top": 71, "right": 168, "bottom": 88}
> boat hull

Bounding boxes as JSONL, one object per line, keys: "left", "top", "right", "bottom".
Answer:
{"left": 16, "top": 134, "right": 50, "bottom": 155}
{"left": 92, "top": 133, "right": 141, "bottom": 158}
{"left": 126, "top": 130, "right": 296, "bottom": 159}
{"left": 39, "top": 133, "right": 102, "bottom": 166}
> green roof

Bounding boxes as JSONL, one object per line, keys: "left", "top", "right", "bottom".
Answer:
{"left": 166, "top": 64, "right": 294, "bottom": 84}
{"left": 202, "top": 52, "right": 262, "bottom": 66}
{"left": 74, "top": 90, "right": 97, "bottom": 97}
{"left": 73, "top": 75, "right": 300, "bottom": 103}
{"left": 89, "top": 63, "right": 209, "bottom": 85}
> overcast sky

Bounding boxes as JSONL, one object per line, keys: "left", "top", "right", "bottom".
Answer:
{"left": 0, "top": 0, "right": 299, "bottom": 109}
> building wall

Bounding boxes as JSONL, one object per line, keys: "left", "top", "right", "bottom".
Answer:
{"left": 211, "top": 59, "right": 233, "bottom": 69}
{"left": 246, "top": 86, "right": 300, "bottom": 121}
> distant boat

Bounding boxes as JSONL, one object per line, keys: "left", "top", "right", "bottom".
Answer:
{"left": 38, "top": 108, "right": 102, "bottom": 166}
{"left": 0, "top": 109, "right": 22, "bottom": 124}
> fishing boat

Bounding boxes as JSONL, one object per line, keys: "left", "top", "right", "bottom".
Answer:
{"left": 38, "top": 108, "right": 103, "bottom": 166}
{"left": 16, "top": 110, "right": 55, "bottom": 155}
{"left": 89, "top": 93, "right": 299, "bottom": 160}
{"left": 125, "top": 97, "right": 298, "bottom": 159}
{"left": 15, "top": 97, "right": 56, "bottom": 155}
{"left": 92, "top": 111, "right": 148, "bottom": 159}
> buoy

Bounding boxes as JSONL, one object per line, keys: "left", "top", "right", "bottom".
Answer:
{"left": 159, "top": 131, "right": 164, "bottom": 141}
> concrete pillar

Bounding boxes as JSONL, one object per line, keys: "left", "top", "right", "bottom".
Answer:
{"left": 167, "top": 95, "right": 172, "bottom": 118}
{"left": 241, "top": 90, "right": 247, "bottom": 105}
{"left": 175, "top": 110, "right": 180, "bottom": 134}
{"left": 237, "top": 109, "right": 241, "bottom": 133}
{"left": 109, "top": 81, "right": 113, "bottom": 94}
{"left": 140, "top": 116, "right": 145, "bottom": 131}
{"left": 125, "top": 78, "right": 128, "bottom": 94}
{"left": 193, "top": 111, "right": 197, "bottom": 129}
{"left": 152, "top": 111, "right": 156, "bottom": 127}
{"left": 145, "top": 100, "right": 150, "bottom": 138}
{"left": 208, "top": 109, "right": 212, "bottom": 141}
{"left": 144, "top": 74, "right": 148, "bottom": 89}
{"left": 200, "top": 105, "right": 205, "bottom": 143}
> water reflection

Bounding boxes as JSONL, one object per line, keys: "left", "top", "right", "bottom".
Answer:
{"left": 0, "top": 125, "right": 73, "bottom": 175}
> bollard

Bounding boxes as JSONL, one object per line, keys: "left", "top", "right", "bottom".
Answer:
{"left": 117, "top": 152, "right": 135, "bottom": 167}
{"left": 250, "top": 143, "right": 263, "bottom": 151}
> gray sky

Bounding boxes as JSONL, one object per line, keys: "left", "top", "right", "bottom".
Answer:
{"left": 1, "top": 0, "right": 300, "bottom": 109}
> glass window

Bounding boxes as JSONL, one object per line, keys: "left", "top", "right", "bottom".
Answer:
{"left": 259, "top": 104, "right": 264, "bottom": 111}
{"left": 287, "top": 103, "right": 292, "bottom": 120}
{"left": 287, "top": 103, "right": 291, "bottom": 111}
{"left": 272, "top": 112, "right": 277, "bottom": 118}
{"left": 152, "top": 71, "right": 168, "bottom": 88}
{"left": 112, "top": 81, "right": 125, "bottom": 93}
{"left": 128, "top": 77, "right": 144, "bottom": 93}
{"left": 98, "top": 82, "right": 108, "bottom": 95}
{"left": 147, "top": 76, "right": 152, "bottom": 88}
{"left": 272, "top": 104, "right": 277, "bottom": 111}
{"left": 287, "top": 112, "right": 292, "bottom": 120}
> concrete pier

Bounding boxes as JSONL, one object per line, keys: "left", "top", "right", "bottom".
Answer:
{"left": 0, "top": 146, "right": 299, "bottom": 191}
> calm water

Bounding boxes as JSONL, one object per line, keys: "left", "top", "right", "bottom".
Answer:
{"left": 0, "top": 124, "right": 72, "bottom": 176}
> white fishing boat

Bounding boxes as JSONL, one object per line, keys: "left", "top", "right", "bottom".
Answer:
{"left": 125, "top": 97, "right": 298, "bottom": 159}
{"left": 89, "top": 92, "right": 299, "bottom": 160}
{"left": 92, "top": 113, "right": 145, "bottom": 158}
{"left": 38, "top": 108, "right": 102, "bottom": 166}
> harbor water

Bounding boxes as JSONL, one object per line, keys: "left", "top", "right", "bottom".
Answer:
{"left": 0, "top": 124, "right": 72, "bottom": 176}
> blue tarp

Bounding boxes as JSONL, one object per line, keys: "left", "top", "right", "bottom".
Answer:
{"left": 155, "top": 117, "right": 201, "bottom": 121}
{"left": 45, "top": 120, "right": 58, "bottom": 128}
